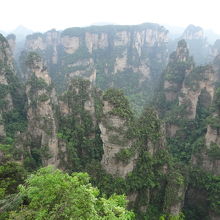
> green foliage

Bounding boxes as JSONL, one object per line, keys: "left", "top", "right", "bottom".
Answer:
{"left": 165, "top": 86, "right": 212, "bottom": 163}
{"left": 8, "top": 166, "right": 135, "bottom": 220}
{"left": 164, "top": 170, "right": 185, "bottom": 211}
{"left": 0, "top": 162, "right": 26, "bottom": 199}
{"left": 115, "top": 148, "right": 135, "bottom": 163}
{"left": 160, "top": 212, "right": 185, "bottom": 220}
{"left": 25, "top": 51, "right": 41, "bottom": 67}
{"left": 87, "top": 104, "right": 170, "bottom": 219}
{"left": 206, "top": 116, "right": 220, "bottom": 129}
{"left": 61, "top": 47, "right": 90, "bottom": 66}
{"left": 103, "top": 89, "right": 133, "bottom": 120}
{"left": 0, "top": 84, "right": 9, "bottom": 99}
{"left": 3, "top": 110, "right": 27, "bottom": 137}
{"left": 26, "top": 74, "right": 51, "bottom": 109}
{"left": 58, "top": 78, "right": 103, "bottom": 170}
{"left": 136, "top": 108, "right": 161, "bottom": 143}
{"left": 0, "top": 63, "right": 27, "bottom": 138}
{"left": 0, "top": 143, "right": 13, "bottom": 161}
{"left": 189, "top": 168, "right": 220, "bottom": 215}
{"left": 90, "top": 148, "right": 170, "bottom": 206}
{"left": 164, "top": 103, "right": 188, "bottom": 125}
{"left": 164, "top": 41, "right": 193, "bottom": 86}
{"left": 164, "top": 61, "right": 189, "bottom": 84}
{"left": 0, "top": 162, "right": 27, "bottom": 219}
{"left": 207, "top": 142, "right": 220, "bottom": 160}
{"left": 184, "top": 66, "right": 209, "bottom": 90}
{"left": 214, "top": 87, "right": 220, "bottom": 108}
{"left": 38, "top": 94, "right": 49, "bottom": 102}
{"left": 28, "top": 75, "right": 48, "bottom": 91}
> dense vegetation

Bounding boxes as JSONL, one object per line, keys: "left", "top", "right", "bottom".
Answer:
{"left": 0, "top": 29, "right": 220, "bottom": 220}
{"left": 3, "top": 166, "right": 134, "bottom": 220}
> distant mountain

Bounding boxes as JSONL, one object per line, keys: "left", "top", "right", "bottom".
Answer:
{"left": 163, "top": 24, "right": 185, "bottom": 39}
{"left": 11, "top": 25, "right": 33, "bottom": 41}
{"left": 165, "top": 24, "right": 220, "bottom": 44}
{"left": 204, "top": 29, "right": 220, "bottom": 44}
{"left": 168, "top": 24, "right": 210, "bottom": 64}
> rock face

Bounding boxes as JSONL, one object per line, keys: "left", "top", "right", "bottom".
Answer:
{"left": 182, "top": 25, "right": 210, "bottom": 64}
{"left": 24, "top": 52, "right": 60, "bottom": 167}
{"left": 0, "top": 34, "right": 15, "bottom": 137}
{"left": 25, "top": 30, "right": 60, "bottom": 64}
{"left": 23, "top": 23, "right": 168, "bottom": 108}
{"left": 162, "top": 40, "right": 194, "bottom": 136}
{"left": 61, "top": 36, "right": 80, "bottom": 54}
{"left": 182, "top": 25, "right": 204, "bottom": 40}
{"left": 158, "top": 40, "right": 220, "bottom": 219}
{"left": 6, "top": 34, "right": 16, "bottom": 55}
{"left": 164, "top": 171, "right": 186, "bottom": 217}
{"left": 210, "top": 39, "right": 220, "bottom": 61}
{"left": 164, "top": 40, "right": 192, "bottom": 101}
{"left": 55, "top": 78, "right": 104, "bottom": 170}
{"left": 168, "top": 25, "right": 210, "bottom": 65}
{"left": 191, "top": 56, "right": 220, "bottom": 176}
{"left": 1, "top": 28, "right": 219, "bottom": 219}
{"left": 100, "top": 100, "right": 137, "bottom": 178}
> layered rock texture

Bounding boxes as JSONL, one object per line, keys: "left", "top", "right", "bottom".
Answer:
{"left": 157, "top": 39, "right": 220, "bottom": 220}
{"left": 24, "top": 52, "right": 60, "bottom": 167}
{"left": 0, "top": 34, "right": 15, "bottom": 137}
{"left": 100, "top": 90, "right": 137, "bottom": 178}
{"left": 1, "top": 24, "right": 220, "bottom": 220}
{"left": 22, "top": 23, "right": 169, "bottom": 111}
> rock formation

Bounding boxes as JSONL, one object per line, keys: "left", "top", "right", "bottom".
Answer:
{"left": 23, "top": 52, "right": 60, "bottom": 167}
{"left": 100, "top": 90, "right": 137, "bottom": 178}
{"left": 0, "top": 34, "right": 14, "bottom": 137}
{"left": 168, "top": 24, "right": 210, "bottom": 65}
{"left": 0, "top": 25, "right": 220, "bottom": 219}
{"left": 23, "top": 23, "right": 169, "bottom": 109}
{"left": 6, "top": 34, "right": 16, "bottom": 55}
{"left": 158, "top": 39, "right": 220, "bottom": 219}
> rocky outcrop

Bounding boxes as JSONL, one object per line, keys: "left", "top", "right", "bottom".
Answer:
{"left": 24, "top": 52, "right": 60, "bottom": 167}
{"left": 179, "top": 65, "right": 215, "bottom": 119}
{"left": 159, "top": 39, "right": 220, "bottom": 219}
{"left": 99, "top": 100, "right": 137, "bottom": 178}
{"left": 182, "top": 25, "right": 209, "bottom": 64}
{"left": 23, "top": 23, "right": 168, "bottom": 107}
{"left": 61, "top": 36, "right": 80, "bottom": 54}
{"left": 25, "top": 30, "right": 60, "bottom": 63}
{"left": 164, "top": 40, "right": 192, "bottom": 103}
{"left": 162, "top": 40, "right": 194, "bottom": 136}
{"left": 0, "top": 34, "right": 15, "bottom": 137}
{"left": 169, "top": 25, "right": 210, "bottom": 65}
{"left": 85, "top": 32, "right": 108, "bottom": 53}
{"left": 6, "top": 34, "right": 16, "bottom": 55}
{"left": 182, "top": 25, "right": 204, "bottom": 40}
{"left": 164, "top": 171, "right": 186, "bottom": 217}
{"left": 56, "top": 78, "right": 103, "bottom": 169}
{"left": 99, "top": 90, "right": 167, "bottom": 181}
{"left": 210, "top": 39, "right": 220, "bottom": 59}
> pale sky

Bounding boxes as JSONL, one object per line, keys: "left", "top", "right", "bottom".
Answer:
{"left": 1, "top": 0, "right": 220, "bottom": 33}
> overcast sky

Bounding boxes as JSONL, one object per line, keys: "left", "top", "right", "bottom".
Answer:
{"left": 1, "top": 0, "right": 220, "bottom": 33}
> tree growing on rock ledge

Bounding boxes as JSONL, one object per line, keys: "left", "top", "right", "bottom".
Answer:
{"left": 7, "top": 166, "right": 135, "bottom": 220}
